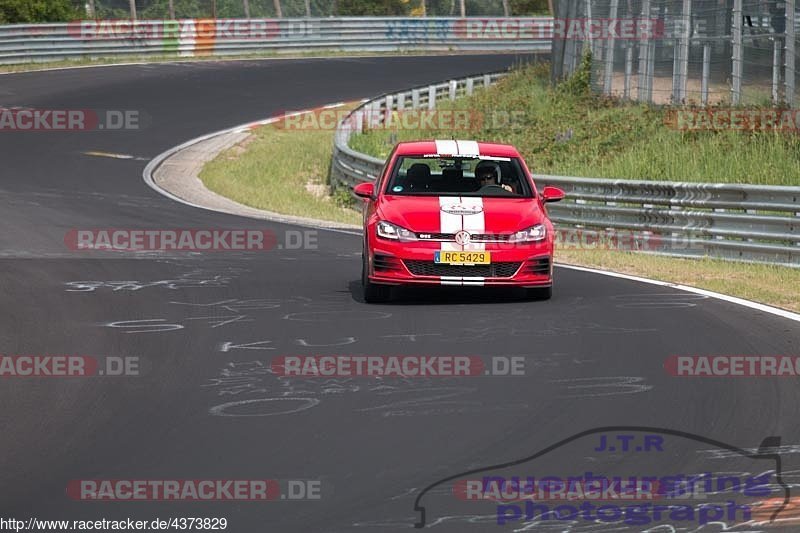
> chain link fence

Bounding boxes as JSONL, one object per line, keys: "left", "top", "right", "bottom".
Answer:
{"left": 86, "top": 0, "right": 549, "bottom": 21}
{"left": 552, "top": 0, "right": 798, "bottom": 106}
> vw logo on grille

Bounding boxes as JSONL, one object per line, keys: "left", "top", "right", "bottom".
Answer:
{"left": 454, "top": 230, "right": 471, "bottom": 245}
{"left": 441, "top": 204, "right": 483, "bottom": 216}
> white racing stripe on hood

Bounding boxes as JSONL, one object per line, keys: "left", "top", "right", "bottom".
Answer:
{"left": 460, "top": 195, "right": 485, "bottom": 286}
{"left": 458, "top": 196, "right": 484, "bottom": 252}
{"left": 455, "top": 140, "right": 480, "bottom": 157}
{"left": 437, "top": 196, "right": 487, "bottom": 287}
{"left": 439, "top": 196, "right": 462, "bottom": 252}
{"left": 434, "top": 140, "right": 458, "bottom": 156}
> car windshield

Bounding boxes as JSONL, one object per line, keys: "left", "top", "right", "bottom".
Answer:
{"left": 385, "top": 156, "right": 532, "bottom": 197}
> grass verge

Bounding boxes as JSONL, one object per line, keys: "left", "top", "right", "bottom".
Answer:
{"left": 199, "top": 105, "right": 361, "bottom": 226}
{"left": 199, "top": 98, "right": 799, "bottom": 313}
{"left": 349, "top": 62, "right": 800, "bottom": 186}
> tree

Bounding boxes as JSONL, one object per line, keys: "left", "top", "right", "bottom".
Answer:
{"left": 0, "top": 0, "right": 82, "bottom": 22}
{"left": 509, "top": 0, "right": 549, "bottom": 15}
{"left": 336, "top": 0, "right": 411, "bottom": 15}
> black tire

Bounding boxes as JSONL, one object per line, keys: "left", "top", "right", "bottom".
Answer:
{"left": 525, "top": 285, "right": 552, "bottom": 301}
{"left": 362, "top": 254, "right": 392, "bottom": 303}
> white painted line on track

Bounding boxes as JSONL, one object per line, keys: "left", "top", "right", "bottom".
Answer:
{"left": 556, "top": 263, "right": 800, "bottom": 323}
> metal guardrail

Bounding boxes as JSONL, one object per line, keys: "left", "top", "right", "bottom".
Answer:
{"left": 331, "top": 74, "right": 800, "bottom": 267}
{"left": 332, "top": 72, "right": 506, "bottom": 187}
{"left": 0, "top": 18, "right": 552, "bottom": 65}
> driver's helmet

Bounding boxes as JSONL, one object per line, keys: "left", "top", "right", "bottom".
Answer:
{"left": 475, "top": 161, "right": 501, "bottom": 185}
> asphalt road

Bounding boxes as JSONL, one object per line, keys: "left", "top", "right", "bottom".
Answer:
{"left": 0, "top": 54, "right": 798, "bottom": 532}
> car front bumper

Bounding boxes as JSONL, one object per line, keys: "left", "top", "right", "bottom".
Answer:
{"left": 367, "top": 239, "right": 553, "bottom": 288}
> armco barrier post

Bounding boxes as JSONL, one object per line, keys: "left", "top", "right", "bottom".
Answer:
{"left": 603, "top": 0, "right": 619, "bottom": 95}
{"left": 773, "top": 37, "right": 781, "bottom": 105}
{"left": 638, "top": 0, "right": 652, "bottom": 102}
{"left": 702, "top": 42, "right": 710, "bottom": 105}
{"left": 385, "top": 95, "right": 394, "bottom": 127}
{"left": 624, "top": 43, "right": 633, "bottom": 98}
{"left": 732, "top": 0, "right": 743, "bottom": 104}
{"left": 786, "top": 0, "right": 796, "bottom": 107}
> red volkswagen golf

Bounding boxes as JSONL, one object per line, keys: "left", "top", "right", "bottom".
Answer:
{"left": 354, "top": 140, "right": 564, "bottom": 303}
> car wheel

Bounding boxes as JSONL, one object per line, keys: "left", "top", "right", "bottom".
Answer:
{"left": 362, "top": 253, "right": 392, "bottom": 303}
{"left": 525, "top": 286, "right": 552, "bottom": 301}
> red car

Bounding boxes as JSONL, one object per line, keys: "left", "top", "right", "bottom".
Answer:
{"left": 354, "top": 140, "right": 564, "bottom": 303}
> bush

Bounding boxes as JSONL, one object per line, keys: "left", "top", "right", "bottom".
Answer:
{"left": 0, "top": 0, "right": 82, "bottom": 23}
{"left": 557, "top": 50, "right": 593, "bottom": 98}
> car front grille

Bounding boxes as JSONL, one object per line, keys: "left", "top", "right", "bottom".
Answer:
{"left": 470, "top": 233, "right": 513, "bottom": 242}
{"left": 403, "top": 261, "right": 522, "bottom": 278}
{"left": 415, "top": 232, "right": 512, "bottom": 242}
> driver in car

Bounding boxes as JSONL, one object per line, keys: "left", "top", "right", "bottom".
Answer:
{"left": 475, "top": 161, "right": 513, "bottom": 192}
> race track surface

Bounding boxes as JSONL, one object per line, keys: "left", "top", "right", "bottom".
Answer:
{"left": 1, "top": 54, "right": 798, "bottom": 532}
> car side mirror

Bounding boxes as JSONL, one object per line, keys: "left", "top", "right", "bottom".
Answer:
{"left": 353, "top": 182, "right": 375, "bottom": 199}
{"left": 541, "top": 186, "right": 565, "bottom": 203}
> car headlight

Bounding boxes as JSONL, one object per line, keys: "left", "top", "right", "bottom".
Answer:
{"left": 510, "top": 224, "right": 547, "bottom": 243}
{"left": 376, "top": 221, "right": 417, "bottom": 241}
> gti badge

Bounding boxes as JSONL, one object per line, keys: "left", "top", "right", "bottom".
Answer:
{"left": 441, "top": 204, "right": 483, "bottom": 216}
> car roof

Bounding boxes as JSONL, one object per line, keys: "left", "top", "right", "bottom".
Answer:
{"left": 394, "top": 140, "right": 521, "bottom": 158}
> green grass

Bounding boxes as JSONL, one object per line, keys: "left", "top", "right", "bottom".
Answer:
{"left": 349, "top": 62, "right": 800, "bottom": 186}
{"left": 199, "top": 109, "right": 361, "bottom": 226}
